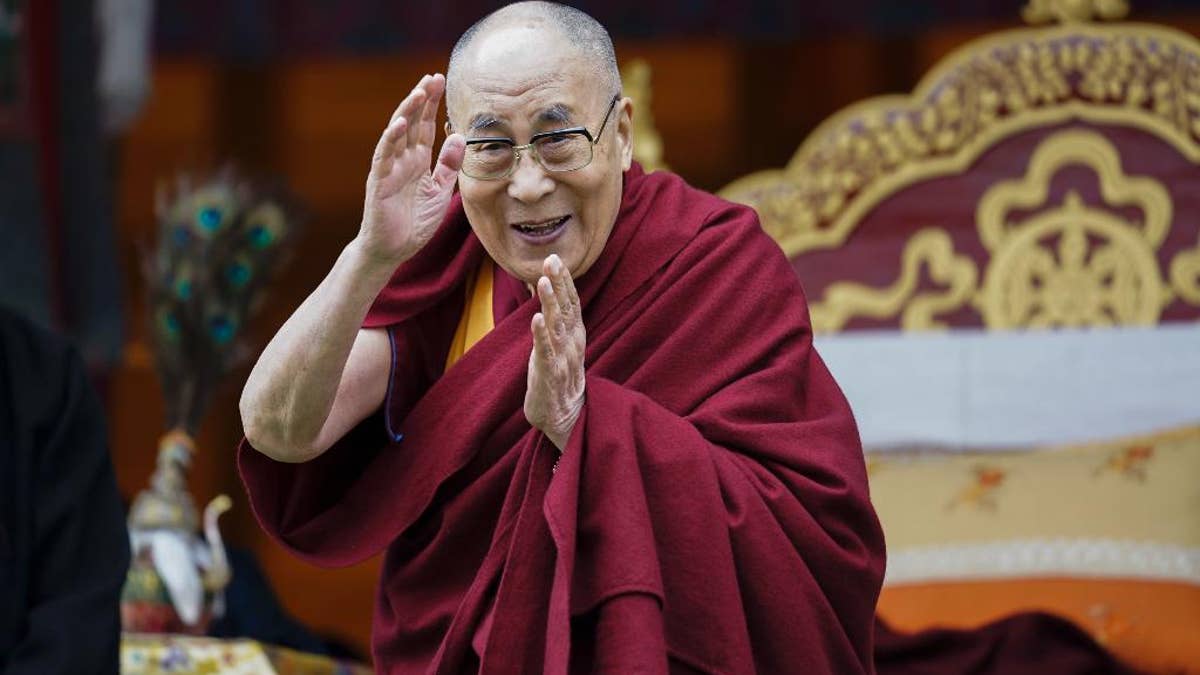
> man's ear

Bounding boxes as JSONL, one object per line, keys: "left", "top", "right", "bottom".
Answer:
{"left": 617, "top": 97, "right": 634, "bottom": 171}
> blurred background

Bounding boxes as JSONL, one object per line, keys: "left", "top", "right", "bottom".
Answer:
{"left": 5, "top": 0, "right": 1200, "bottom": 661}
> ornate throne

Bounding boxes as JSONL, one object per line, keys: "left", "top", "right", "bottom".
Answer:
{"left": 719, "top": 0, "right": 1200, "bottom": 333}
{"left": 706, "top": 2, "right": 1200, "bottom": 672}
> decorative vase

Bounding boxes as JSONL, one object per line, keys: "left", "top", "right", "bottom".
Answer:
{"left": 120, "top": 429, "right": 231, "bottom": 634}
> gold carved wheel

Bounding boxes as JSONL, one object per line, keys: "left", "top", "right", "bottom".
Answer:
{"left": 973, "top": 128, "right": 1176, "bottom": 329}
{"left": 979, "top": 192, "right": 1166, "bottom": 328}
{"left": 807, "top": 129, "right": 1200, "bottom": 332}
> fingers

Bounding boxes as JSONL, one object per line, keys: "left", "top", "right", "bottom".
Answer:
{"left": 432, "top": 134, "right": 465, "bottom": 190}
{"left": 559, "top": 256, "right": 581, "bottom": 313}
{"left": 536, "top": 275, "right": 563, "bottom": 351}
{"left": 405, "top": 76, "right": 433, "bottom": 149}
{"left": 382, "top": 76, "right": 430, "bottom": 163}
{"left": 386, "top": 98, "right": 405, "bottom": 126}
{"left": 372, "top": 117, "right": 408, "bottom": 173}
{"left": 537, "top": 254, "right": 588, "bottom": 377}
{"left": 417, "top": 74, "right": 445, "bottom": 150}
{"left": 411, "top": 95, "right": 432, "bottom": 151}
{"left": 390, "top": 75, "right": 430, "bottom": 124}
{"left": 543, "top": 254, "right": 579, "bottom": 328}
{"left": 528, "top": 258, "right": 587, "bottom": 445}
{"left": 376, "top": 74, "right": 448, "bottom": 174}
{"left": 543, "top": 254, "right": 582, "bottom": 356}
{"left": 531, "top": 312, "right": 554, "bottom": 364}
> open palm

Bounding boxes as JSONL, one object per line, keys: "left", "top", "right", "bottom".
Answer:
{"left": 359, "top": 73, "right": 465, "bottom": 266}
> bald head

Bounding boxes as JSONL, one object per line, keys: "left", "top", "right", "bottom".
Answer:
{"left": 445, "top": 2, "right": 621, "bottom": 124}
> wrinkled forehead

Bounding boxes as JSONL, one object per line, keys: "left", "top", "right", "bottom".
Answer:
{"left": 448, "top": 24, "right": 598, "bottom": 132}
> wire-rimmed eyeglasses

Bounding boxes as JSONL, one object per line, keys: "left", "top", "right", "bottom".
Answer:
{"left": 460, "top": 94, "right": 620, "bottom": 181}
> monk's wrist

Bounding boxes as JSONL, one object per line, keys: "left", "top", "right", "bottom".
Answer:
{"left": 546, "top": 397, "right": 584, "bottom": 452}
{"left": 344, "top": 237, "right": 407, "bottom": 286}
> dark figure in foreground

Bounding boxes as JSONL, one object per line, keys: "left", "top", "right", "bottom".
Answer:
{"left": 0, "top": 307, "right": 129, "bottom": 674}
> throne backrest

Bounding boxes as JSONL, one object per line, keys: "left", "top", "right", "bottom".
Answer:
{"left": 718, "top": 0, "right": 1200, "bottom": 333}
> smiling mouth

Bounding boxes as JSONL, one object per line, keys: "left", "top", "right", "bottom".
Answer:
{"left": 511, "top": 215, "right": 569, "bottom": 237}
{"left": 508, "top": 213, "right": 568, "bottom": 242}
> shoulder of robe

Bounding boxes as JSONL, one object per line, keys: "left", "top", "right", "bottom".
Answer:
{"left": 633, "top": 169, "right": 767, "bottom": 255}
{"left": 682, "top": 187, "right": 789, "bottom": 267}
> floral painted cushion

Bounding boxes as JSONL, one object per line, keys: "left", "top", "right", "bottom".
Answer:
{"left": 869, "top": 424, "right": 1200, "bottom": 674}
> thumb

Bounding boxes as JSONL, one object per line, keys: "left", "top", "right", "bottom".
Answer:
{"left": 432, "top": 133, "right": 465, "bottom": 191}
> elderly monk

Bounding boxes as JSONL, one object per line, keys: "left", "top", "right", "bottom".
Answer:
{"left": 238, "top": 2, "right": 884, "bottom": 673}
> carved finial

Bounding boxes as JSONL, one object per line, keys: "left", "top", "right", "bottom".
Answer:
{"left": 1023, "top": 0, "right": 1130, "bottom": 24}
{"left": 620, "top": 59, "right": 669, "bottom": 173}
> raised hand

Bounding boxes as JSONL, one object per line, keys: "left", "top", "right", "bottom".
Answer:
{"left": 525, "top": 254, "right": 587, "bottom": 452}
{"left": 358, "top": 73, "right": 466, "bottom": 267}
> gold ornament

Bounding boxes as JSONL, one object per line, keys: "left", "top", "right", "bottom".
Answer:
{"left": 1022, "top": 0, "right": 1130, "bottom": 25}
{"left": 621, "top": 59, "right": 669, "bottom": 173}
{"left": 720, "top": 14, "right": 1200, "bottom": 261}
{"left": 808, "top": 130, "right": 1200, "bottom": 331}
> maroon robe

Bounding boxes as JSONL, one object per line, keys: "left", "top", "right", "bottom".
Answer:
{"left": 874, "top": 613, "right": 1144, "bottom": 675}
{"left": 239, "top": 164, "right": 886, "bottom": 674}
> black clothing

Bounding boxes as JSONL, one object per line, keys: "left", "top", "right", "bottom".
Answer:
{"left": 0, "top": 307, "right": 129, "bottom": 673}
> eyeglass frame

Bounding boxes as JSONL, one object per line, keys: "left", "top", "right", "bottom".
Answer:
{"left": 457, "top": 94, "right": 621, "bottom": 181}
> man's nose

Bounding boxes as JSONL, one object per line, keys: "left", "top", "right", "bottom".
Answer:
{"left": 506, "top": 152, "right": 555, "bottom": 203}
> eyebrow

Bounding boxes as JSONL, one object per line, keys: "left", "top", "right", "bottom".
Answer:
{"left": 465, "top": 104, "right": 575, "bottom": 135}
{"left": 467, "top": 114, "right": 502, "bottom": 133}
{"left": 537, "top": 104, "right": 573, "bottom": 125}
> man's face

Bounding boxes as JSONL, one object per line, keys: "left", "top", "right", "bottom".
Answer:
{"left": 449, "top": 26, "right": 632, "bottom": 285}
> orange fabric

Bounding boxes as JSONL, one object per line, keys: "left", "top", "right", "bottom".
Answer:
{"left": 878, "top": 578, "right": 1200, "bottom": 675}
{"left": 444, "top": 257, "right": 495, "bottom": 370}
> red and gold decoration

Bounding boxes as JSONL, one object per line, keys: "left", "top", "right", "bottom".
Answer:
{"left": 719, "top": 0, "right": 1200, "bottom": 332}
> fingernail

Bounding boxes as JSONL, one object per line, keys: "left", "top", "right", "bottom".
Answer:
{"left": 549, "top": 255, "right": 562, "bottom": 274}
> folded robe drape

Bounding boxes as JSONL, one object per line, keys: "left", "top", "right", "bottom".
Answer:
{"left": 874, "top": 613, "right": 1144, "bottom": 675}
{"left": 239, "top": 164, "right": 886, "bottom": 674}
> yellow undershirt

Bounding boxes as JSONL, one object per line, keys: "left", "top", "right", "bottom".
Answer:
{"left": 445, "top": 257, "right": 496, "bottom": 370}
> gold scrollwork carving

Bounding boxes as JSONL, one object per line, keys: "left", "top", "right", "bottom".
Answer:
{"left": 1171, "top": 242, "right": 1200, "bottom": 305}
{"left": 810, "top": 229, "right": 978, "bottom": 333}
{"left": 719, "top": 14, "right": 1200, "bottom": 260}
{"left": 810, "top": 130, "right": 1195, "bottom": 332}
{"left": 1022, "top": 0, "right": 1129, "bottom": 25}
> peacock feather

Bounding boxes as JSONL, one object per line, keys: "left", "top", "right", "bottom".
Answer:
{"left": 144, "top": 168, "right": 299, "bottom": 434}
